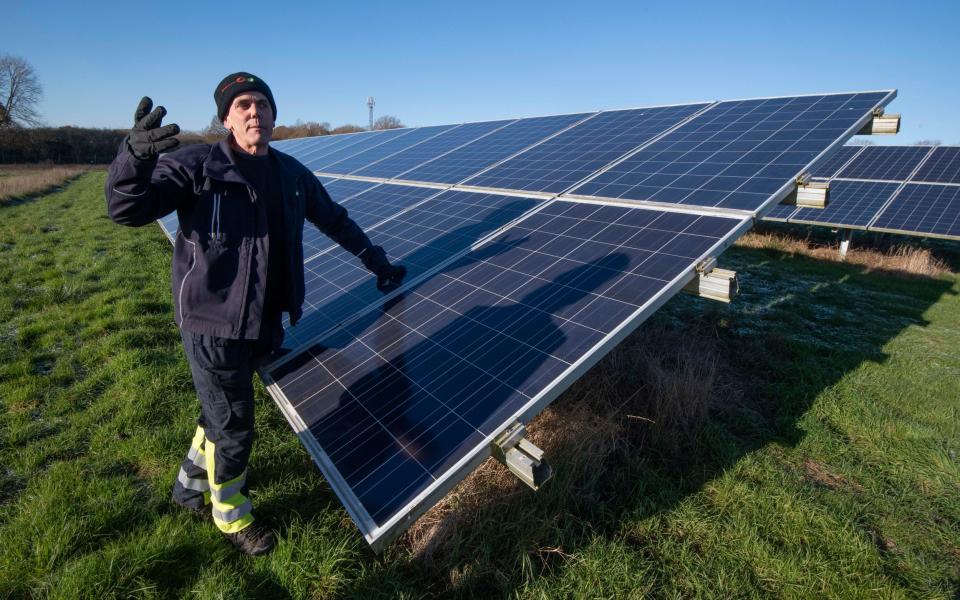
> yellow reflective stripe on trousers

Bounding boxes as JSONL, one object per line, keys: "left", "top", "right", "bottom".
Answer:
{"left": 205, "top": 439, "right": 254, "bottom": 533}
{"left": 177, "top": 467, "right": 210, "bottom": 492}
{"left": 186, "top": 426, "right": 207, "bottom": 469}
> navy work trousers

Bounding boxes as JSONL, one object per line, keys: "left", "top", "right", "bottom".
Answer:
{"left": 171, "top": 316, "right": 282, "bottom": 531}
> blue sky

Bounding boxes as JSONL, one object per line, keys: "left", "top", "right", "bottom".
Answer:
{"left": 3, "top": 0, "right": 958, "bottom": 144}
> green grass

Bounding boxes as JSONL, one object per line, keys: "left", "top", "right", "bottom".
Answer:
{"left": 1, "top": 172, "right": 958, "bottom": 598}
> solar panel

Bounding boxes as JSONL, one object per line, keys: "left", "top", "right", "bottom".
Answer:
{"left": 149, "top": 90, "right": 898, "bottom": 550}
{"left": 300, "top": 183, "right": 443, "bottom": 265}
{"left": 912, "top": 147, "right": 960, "bottom": 184}
{"left": 321, "top": 178, "right": 381, "bottom": 203}
{"left": 394, "top": 113, "right": 591, "bottom": 185}
{"left": 349, "top": 120, "right": 518, "bottom": 180}
{"left": 463, "top": 104, "right": 709, "bottom": 194}
{"left": 285, "top": 189, "right": 542, "bottom": 348}
{"left": 571, "top": 92, "right": 891, "bottom": 212}
{"left": 266, "top": 199, "right": 747, "bottom": 548}
{"left": 316, "top": 175, "right": 338, "bottom": 185}
{"left": 809, "top": 145, "right": 862, "bottom": 178}
{"left": 761, "top": 202, "right": 798, "bottom": 222}
{"left": 158, "top": 212, "right": 178, "bottom": 241}
{"left": 301, "top": 129, "right": 416, "bottom": 172}
{"left": 316, "top": 125, "right": 457, "bottom": 175}
{"left": 759, "top": 146, "right": 960, "bottom": 240}
{"left": 871, "top": 183, "right": 960, "bottom": 239}
{"left": 836, "top": 145, "right": 933, "bottom": 181}
{"left": 301, "top": 180, "right": 385, "bottom": 258}
{"left": 282, "top": 132, "right": 363, "bottom": 165}
{"left": 790, "top": 180, "right": 900, "bottom": 228}
{"left": 305, "top": 127, "right": 417, "bottom": 173}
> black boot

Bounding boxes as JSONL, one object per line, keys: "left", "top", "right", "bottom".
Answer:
{"left": 223, "top": 521, "right": 276, "bottom": 556}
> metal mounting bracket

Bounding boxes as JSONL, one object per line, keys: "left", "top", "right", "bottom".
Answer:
{"left": 857, "top": 108, "right": 901, "bottom": 135}
{"left": 491, "top": 421, "right": 552, "bottom": 490}
{"left": 782, "top": 173, "right": 830, "bottom": 208}
{"left": 682, "top": 256, "right": 739, "bottom": 303}
{"left": 838, "top": 228, "right": 853, "bottom": 259}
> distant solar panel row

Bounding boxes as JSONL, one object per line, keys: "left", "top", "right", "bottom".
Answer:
{"left": 765, "top": 145, "right": 960, "bottom": 239}
{"left": 156, "top": 90, "right": 897, "bottom": 550}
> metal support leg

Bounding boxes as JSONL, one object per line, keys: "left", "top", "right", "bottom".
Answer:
{"left": 839, "top": 229, "right": 853, "bottom": 260}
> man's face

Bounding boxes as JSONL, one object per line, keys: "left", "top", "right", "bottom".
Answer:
{"left": 223, "top": 91, "right": 274, "bottom": 149}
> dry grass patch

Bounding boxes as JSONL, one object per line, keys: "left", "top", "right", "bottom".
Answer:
{"left": 0, "top": 164, "right": 92, "bottom": 204}
{"left": 403, "top": 321, "right": 731, "bottom": 565}
{"left": 737, "top": 229, "right": 951, "bottom": 277}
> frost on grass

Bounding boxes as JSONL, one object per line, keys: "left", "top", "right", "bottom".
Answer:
{"left": 737, "top": 230, "right": 951, "bottom": 278}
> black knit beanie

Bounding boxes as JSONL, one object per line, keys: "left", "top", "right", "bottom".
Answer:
{"left": 214, "top": 72, "right": 277, "bottom": 121}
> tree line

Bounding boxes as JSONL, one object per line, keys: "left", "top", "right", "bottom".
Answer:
{"left": 1, "top": 51, "right": 405, "bottom": 164}
{"left": 0, "top": 115, "right": 405, "bottom": 165}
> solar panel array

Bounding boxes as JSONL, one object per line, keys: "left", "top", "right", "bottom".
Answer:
{"left": 765, "top": 144, "right": 960, "bottom": 240}
{"left": 159, "top": 90, "right": 895, "bottom": 550}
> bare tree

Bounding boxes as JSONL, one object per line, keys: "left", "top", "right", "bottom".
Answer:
{"left": 203, "top": 115, "right": 229, "bottom": 137}
{"left": 913, "top": 139, "right": 942, "bottom": 146}
{"left": 0, "top": 54, "right": 43, "bottom": 128}
{"left": 372, "top": 115, "right": 404, "bottom": 130}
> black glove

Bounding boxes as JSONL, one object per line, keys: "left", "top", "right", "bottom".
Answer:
{"left": 127, "top": 96, "right": 180, "bottom": 160}
{"left": 361, "top": 246, "right": 407, "bottom": 293}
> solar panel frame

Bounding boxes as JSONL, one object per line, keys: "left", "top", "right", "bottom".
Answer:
{"left": 788, "top": 180, "right": 902, "bottom": 229}
{"left": 911, "top": 146, "right": 960, "bottom": 184}
{"left": 314, "top": 125, "right": 459, "bottom": 176}
{"left": 835, "top": 145, "right": 935, "bottom": 182}
{"left": 459, "top": 103, "right": 713, "bottom": 197}
{"left": 282, "top": 187, "right": 547, "bottom": 352}
{"left": 346, "top": 119, "right": 520, "bottom": 180}
{"left": 264, "top": 196, "right": 752, "bottom": 550}
{"left": 869, "top": 182, "right": 960, "bottom": 240}
{"left": 305, "top": 127, "right": 419, "bottom": 173}
{"left": 809, "top": 145, "right": 864, "bottom": 178}
{"left": 566, "top": 90, "right": 897, "bottom": 217}
{"left": 390, "top": 111, "right": 595, "bottom": 186}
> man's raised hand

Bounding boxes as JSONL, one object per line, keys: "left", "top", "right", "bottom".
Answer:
{"left": 128, "top": 97, "right": 181, "bottom": 160}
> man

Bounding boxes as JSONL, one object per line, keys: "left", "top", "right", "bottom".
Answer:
{"left": 104, "top": 72, "right": 406, "bottom": 556}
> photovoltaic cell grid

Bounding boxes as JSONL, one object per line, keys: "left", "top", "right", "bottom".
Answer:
{"left": 836, "top": 145, "right": 933, "bottom": 181}
{"left": 395, "top": 112, "right": 591, "bottom": 185}
{"left": 809, "top": 145, "right": 862, "bottom": 178}
{"left": 301, "top": 179, "right": 385, "bottom": 257}
{"left": 872, "top": 184, "right": 960, "bottom": 238}
{"left": 322, "top": 178, "right": 381, "bottom": 202}
{"left": 350, "top": 120, "right": 518, "bottom": 180}
{"left": 304, "top": 128, "right": 416, "bottom": 173}
{"left": 464, "top": 104, "right": 709, "bottom": 194}
{"left": 301, "top": 129, "right": 419, "bottom": 172}
{"left": 316, "top": 125, "right": 456, "bottom": 176}
{"left": 790, "top": 180, "right": 900, "bottom": 228}
{"left": 572, "top": 92, "right": 890, "bottom": 212}
{"left": 913, "top": 147, "right": 960, "bottom": 184}
{"left": 288, "top": 132, "right": 370, "bottom": 167}
{"left": 268, "top": 200, "right": 745, "bottom": 542}
{"left": 761, "top": 146, "right": 960, "bottom": 239}
{"left": 284, "top": 189, "right": 542, "bottom": 348}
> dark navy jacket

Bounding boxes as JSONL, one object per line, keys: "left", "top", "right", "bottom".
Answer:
{"left": 105, "top": 139, "right": 374, "bottom": 339}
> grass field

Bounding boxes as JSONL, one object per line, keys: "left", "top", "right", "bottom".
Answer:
{"left": 1, "top": 172, "right": 958, "bottom": 598}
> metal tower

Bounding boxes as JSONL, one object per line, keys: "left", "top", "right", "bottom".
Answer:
{"left": 367, "top": 96, "right": 375, "bottom": 130}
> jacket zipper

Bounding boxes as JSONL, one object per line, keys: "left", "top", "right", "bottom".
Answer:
{"left": 178, "top": 235, "right": 197, "bottom": 326}
{"left": 235, "top": 187, "right": 257, "bottom": 336}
